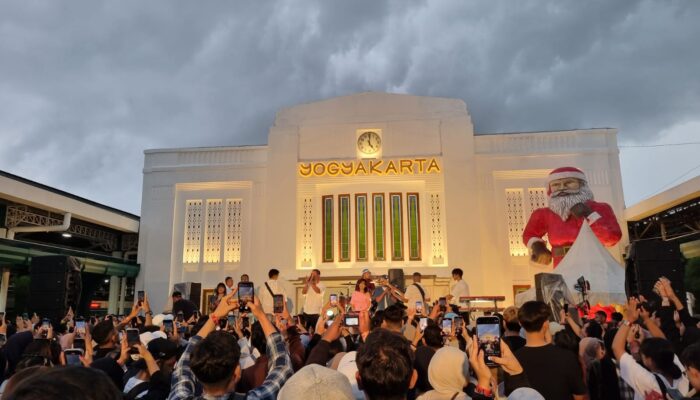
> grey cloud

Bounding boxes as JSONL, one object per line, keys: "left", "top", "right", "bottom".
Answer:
{"left": 0, "top": 0, "right": 699, "bottom": 214}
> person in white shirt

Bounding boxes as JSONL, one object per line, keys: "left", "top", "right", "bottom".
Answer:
{"left": 446, "top": 268, "right": 469, "bottom": 308}
{"left": 224, "top": 276, "right": 235, "bottom": 295}
{"left": 613, "top": 297, "right": 691, "bottom": 400}
{"left": 258, "top": 268, "right": 287, "bottom": 315}
{"left": 301, "top": 269, "right": 325, "bottom": 331}
{"left": 404, "top": 272, "right": 430, "bottom": 312}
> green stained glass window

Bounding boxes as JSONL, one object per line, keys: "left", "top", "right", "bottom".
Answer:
{"left": 372, "top": 194, "right": 385, "bottom": 261}
{"left": 339, "top": 195, "right": 351, "bottom": 261}
{"left": 407, "top": 193, "right": 421, "bottom": 260}
{"left": 356, "top": 195, "right": 368, "bottom": 261}
{"left": 390, "top": 193, "right": 404, "bottom": 260}
{"left": 322, "top": 196, "right": 334, "bottom": 262}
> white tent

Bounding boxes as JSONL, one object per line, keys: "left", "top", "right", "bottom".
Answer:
{"left": 516, "top": 221, "right": 627, "bottom": 306}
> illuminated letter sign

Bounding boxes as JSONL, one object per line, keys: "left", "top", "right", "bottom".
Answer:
{"left": 298, "top": 158, "right": 442, "bottom": 177}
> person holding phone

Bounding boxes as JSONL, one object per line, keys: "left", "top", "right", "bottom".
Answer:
{"left": 169, "top": 291, "right": 293, "bottom": 400}
{"left": 302, "top": 269, "right": 325, "bottom": 331}
{"left": 259, "top": 268, "right": 287, "bottom": 315}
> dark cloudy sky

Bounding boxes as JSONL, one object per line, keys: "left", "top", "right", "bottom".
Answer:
{"left": 1, "top": 1, "right": 699, "bottom": 215}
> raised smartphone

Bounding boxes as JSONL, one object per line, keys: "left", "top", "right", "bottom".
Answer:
{"left": 476, "top": 316, "right": 502, "bottom": 367}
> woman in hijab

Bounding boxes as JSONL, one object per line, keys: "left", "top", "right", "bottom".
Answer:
{"left": 417, "top": 346, "right": 470, "bottom": 400}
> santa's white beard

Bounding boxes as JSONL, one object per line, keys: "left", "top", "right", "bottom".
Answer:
{"left": 548, "top": 185, "right": 594, "bottom": 220}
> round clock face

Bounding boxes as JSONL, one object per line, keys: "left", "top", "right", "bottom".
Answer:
{"left": 357, "top": 131, "right": 382, "bottom": 155}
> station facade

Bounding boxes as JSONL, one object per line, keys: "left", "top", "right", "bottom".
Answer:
{"left": 138, "top": 92, "right": 627, "bottom": 313}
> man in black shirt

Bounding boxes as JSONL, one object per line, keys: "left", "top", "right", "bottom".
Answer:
{"left": 502, "top": 306, "right": 526, "bottom": 353}
{"left": 511, "top": 301, "right": 586, "bottom": 400}
{"left": 171, "top": 291, "right": 198, "bottom": 321}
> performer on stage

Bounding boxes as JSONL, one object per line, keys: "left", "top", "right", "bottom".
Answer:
{"left": 523, "top": 166, "right": 622, "bottom": 267}
{"left": 446, "top": 268, "right": 469, "bottom": 308}
{"left": 404, "top": 272, "right": 430, "bottom": 310}
{"left": 301, "top": 269, "right": 325, "bottom": 331}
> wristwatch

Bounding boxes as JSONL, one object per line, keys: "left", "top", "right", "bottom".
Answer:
{"left": 622, "top": 320, "right": 631, "bottom": 327}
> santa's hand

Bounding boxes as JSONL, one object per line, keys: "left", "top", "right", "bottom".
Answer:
{"left": 570, "top": 202, "right": 592, "bottom": 218}
{"left": 531, "top": 241, "right": 552, "bottom": 265}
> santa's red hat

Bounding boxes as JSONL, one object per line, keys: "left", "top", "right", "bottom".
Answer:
{"left": 547, "top": 167, "right": 587, "bottom": 195}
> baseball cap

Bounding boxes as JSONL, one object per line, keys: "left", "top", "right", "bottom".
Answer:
{"left": 336, "top": 351, "right": 364, "bottom": 400}
{"left": 147, "top": 338, "right": 178, "bottom": 360}
{"left": 278, "top": 364, "right": 354, "bottom": 400}
{"left": 361, "top": 268, "right": 370, "bottom": 274}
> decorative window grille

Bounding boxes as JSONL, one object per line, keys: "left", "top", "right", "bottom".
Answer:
{"left": 372, "top": 194, "right": 386, "bottom": 261}
{"left": 429, "top": 194, "right": 444, "bottom": 262}
{"left": 505, "top": 189, "right": 528, "bottom": 256}
{"left": 390, "top": 193, "right": 404, "bottom": 261}
{"left": 183, "top": 200, "right": 202, "bottom": 263}
{"left": 355, "top": 195, "right": 368, "bottom": 262}
{"left": 407, "top": 193, "right": 421, "bottom": 261}
{"left": 338, "top": 195, "right": 351, "bottom": 262}
{"left": 528, "top": 188, "right": 547, "bottom": 212}
{"left": 322, "top": 196, "right": 334, "bottom": 262}
{"left": 204, "top": 199, "right": 223, "bottom": 263}
{"left": 302, "top": 198, "right": 313, "bottom": 264}
{"left": 224, "top": 199, "right": 242, "bottom": 263}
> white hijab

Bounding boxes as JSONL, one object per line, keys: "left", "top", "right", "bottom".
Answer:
{"left": 418, "top": 347, "right": 470, "bottom": 400}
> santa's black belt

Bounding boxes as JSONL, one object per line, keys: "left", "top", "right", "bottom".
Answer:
{"left": 552, "top": 246, "right": 571, "bottom": 257}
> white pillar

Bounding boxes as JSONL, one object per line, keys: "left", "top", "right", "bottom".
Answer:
{"left": 0, "top": 268, "right": 10, "bottom": 313}
{"left": 107, "top": 276, "right": 120, "bottom": 315}
{"left": 118, "top": 277, "right": 127, "bottom": 315}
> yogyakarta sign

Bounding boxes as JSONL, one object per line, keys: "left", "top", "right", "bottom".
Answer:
{"left": 298, "top": 158, "right": 441, "bottom": 177}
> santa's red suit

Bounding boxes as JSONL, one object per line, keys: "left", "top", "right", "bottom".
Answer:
{"left": 523, "top": 199, "right": 622, "bottom": 267}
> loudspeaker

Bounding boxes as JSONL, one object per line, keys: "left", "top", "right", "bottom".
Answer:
{"left": 388, "top": 269, "right": 405, "bottom": 292}
{"left": 29, "top": 256, "right": 82, "bottom": 324}
{"left": 534, "top": 273, "right": 581, "bottom": 325}
{"left": 173, "top": 282, "right": 201, "bottom": 310}
{"left": 625, "top": 241, "right": 685, "bottom": 307}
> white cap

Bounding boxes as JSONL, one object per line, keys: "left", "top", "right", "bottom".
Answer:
{"left": 277, "top": 364, "right": 354, "bottom": 400}
{"left": 336, "top": 351, "right": 364, "bottom": 400}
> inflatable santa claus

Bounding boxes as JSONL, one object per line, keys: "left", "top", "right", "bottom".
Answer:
{"left": 523, "top": 166, "right": 622, "bottom": 267}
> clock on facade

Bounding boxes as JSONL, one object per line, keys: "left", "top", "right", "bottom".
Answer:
{"left": 357, "top": 131, "right": 382, "bottom": 155}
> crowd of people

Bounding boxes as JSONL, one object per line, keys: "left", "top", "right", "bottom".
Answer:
{"left": 0, "top": 268, "right": 698, "bottom": 400}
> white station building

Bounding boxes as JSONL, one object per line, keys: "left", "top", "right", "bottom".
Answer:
{"left": 137, "top": 92, "right": 627, "bottom": 313}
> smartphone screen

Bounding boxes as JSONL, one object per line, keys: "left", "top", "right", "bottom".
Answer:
{"left": 441, "top": 318, "right": 452, "bottom": 336}
{"left": 419, "top": 317, "right": 428, "bottom": 331}
{"left": 344, "top": 313, "right": 359, "bottom": 327}
{"left": 64, "top": 350, "right": 83, "bottom": 366}
{"left": 73, "top": 338, "right": 85, "bottom": 350}
{"left": 438, "top": 297, "right": 447, "bottom": 311}
{"left": 563, "top": 303, "right": 569, "bottom": 313}
{"left": 126, "top": 328, "right": 140, "bottom": 346}
{"left": 416, "top": 301, "right": 423, "bottom": 314}
{"left": 476, "top": 316, "right": 502, "bottom": 366}
{"left": 137, "top": 290, "right": 145, "bottom": 305}
{"left": 176, "top": 312, "right": 184, "bottom": 323}
{"left": 75, "top": 320, "right": 86, "bottom": 336}
{"left": 22, "top": 313, "right": 28, "bottom": 320}
{"left": 273, "top": 294, "right": 284, "bottom": 314}
{"left": 238, "top": 282, "right": 254, "bottom": 311}
{"left": 42, "top": 318, "right": 50, "bottom": 329}
{"left": 227, "top": 313, "right": 235, "bottom": 326}
{"left": 163, "top": 320, "right": 174, "bottom": 335}
{"left": 330, "top": 294, "right": 338, "bottom": 306}
{"left": 454, "top": 316, "right": 463, "bottom": 334}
